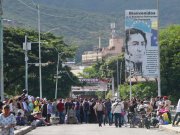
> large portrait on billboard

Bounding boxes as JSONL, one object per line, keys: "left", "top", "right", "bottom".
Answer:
{"left": 125, "top": 10, "right": 158, "bottom": 79}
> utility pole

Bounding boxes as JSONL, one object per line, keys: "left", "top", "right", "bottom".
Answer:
{"left": 37, "top": 4, "right": 42, "bottom": 99}
{"left": 117, "top": 60, "right": 119, "bottom": 99}
{"left": 119, "top": 62, "right": 122, "bottom": 98}
{"left": 0, "top": 0, "right": 4, "bottom": 101}
{"left": 129, "top": 64, "right": 132, "bottom": 101}
{"left": 24, "top": 36, "right": 28, "bottom": 94}
{"left": 55, "top": 53, "right": 60, "bottom": 99}
{"left": 112, "top": 77, "right": 115, "bottom": 99}
{"left": 157, "top": 0, "right": 161, "bottom": 97}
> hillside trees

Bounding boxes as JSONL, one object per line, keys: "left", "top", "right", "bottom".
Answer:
{"left": 81, "top": 55, "right": 125, "bottom": 98}
{"left": 3, "top": 27, "right": 78, "bottom": 99}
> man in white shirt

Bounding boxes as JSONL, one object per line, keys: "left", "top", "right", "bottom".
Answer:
{"left": 111, "top": 99, "right": 124, "bottom": 127}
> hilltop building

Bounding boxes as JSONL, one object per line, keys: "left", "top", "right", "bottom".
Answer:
{"left": 82, "top": 23, "right": 123, "bottom": 65}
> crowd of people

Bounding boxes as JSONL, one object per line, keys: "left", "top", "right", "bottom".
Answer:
{"left": 0, "top": 89, "right": 180, "bottom": 135}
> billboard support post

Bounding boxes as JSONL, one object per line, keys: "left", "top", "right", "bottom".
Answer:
{"left": 157, "top": 0, "right": 161, "bottom": 97}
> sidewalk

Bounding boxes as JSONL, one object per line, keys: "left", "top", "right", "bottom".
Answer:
{"left": 159, "top": 124, "right": 180, "bottom": 134}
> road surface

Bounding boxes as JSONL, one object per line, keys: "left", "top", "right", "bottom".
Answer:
{"left": 26, "top": 124, "right": 176, "bottom": 135}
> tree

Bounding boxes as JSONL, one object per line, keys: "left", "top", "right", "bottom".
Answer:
{"left": 80, "top": 54, "right": 125, "bottom": 98}
{"left": 119, "top": 82, "right": 157, "bottom": 100}
{"left": 3, "top": 27, "right": 78, "bottom": 99}
{"left": 160, "top": 25, "right": 180, "bottom": 103}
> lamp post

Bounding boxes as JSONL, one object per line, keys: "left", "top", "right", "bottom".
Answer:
{"left": 0, "top": 0, "right": 3, "bottom": 101}
{"left": 37, "top": 4, "right": 42, "bottom": 99}
{"left": 32, "top": 1, "right": 43, "bottom": 98}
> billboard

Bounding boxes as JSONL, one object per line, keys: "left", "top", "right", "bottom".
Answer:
{"left": 125, "top": 10, "right": 158, "bottom": 78}
{"left": 71, "top": 78, "right": 108, "bottom": 92}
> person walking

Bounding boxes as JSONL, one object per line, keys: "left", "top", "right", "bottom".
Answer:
{"left": 94, "top": 99, "right": 104, "bottom": 127}
{"left": 111, "top": 99, "right": 124, "bottom": 128}
{"left": 104, "top": 98, "right": 112, "bottom": 125}
{"left": 57, "top": 99, "right": 65, "bottom": 124}
{"left": 74, "top": 99, "right": 81, "bottom": 123}
{"left": 41, "top": 99, "right": 47, "bottom": 122}
{"left": 47, "top": 100, "right": 53, "bottom": 123}
{"left": 52, "top": 99, "right": 58, "bottom": 117}
{"left": 83, "top": 99, "right": 90, "bottom": 123}
{"left": 172, "top": 99, "right": 180, "bottom": 126}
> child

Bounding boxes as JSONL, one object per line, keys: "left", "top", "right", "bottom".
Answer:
{"left": 158, "top": 115, "right": 164, "bottom": 125}
{"left": 151, "top": 113, "right": 159, "bottom": 127}
{"left": 16, "top": 112, "right": 25, "bottom": 126}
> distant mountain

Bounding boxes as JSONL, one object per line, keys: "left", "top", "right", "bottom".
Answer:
{"left": 2, "top": 0, "right": 180, "bottom": 62}
{"left": 37, "top": 0, "right": 180, "bottom": 25}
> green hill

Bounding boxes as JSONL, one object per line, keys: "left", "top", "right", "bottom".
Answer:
{"left": 2, "top": 0, "right": 180, "bottom": 62}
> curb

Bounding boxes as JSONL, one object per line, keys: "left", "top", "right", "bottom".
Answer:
{"left": 14, "top": 126, "right": 36, "bottom": 135}
{"left": 159, "top": 125, "right": 180, "bottom": 134}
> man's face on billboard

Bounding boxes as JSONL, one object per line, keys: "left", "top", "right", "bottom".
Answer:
{"left": 127, "top": 33, "right": 146, "bottom": 63}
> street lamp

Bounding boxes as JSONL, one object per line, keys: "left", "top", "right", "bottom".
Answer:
{"left": 0, "top": 0, "right": 3, "bottom": 101}
{"left": 31, "top": 3, "right": 43, "bottom": 98}
{"left": 37, "top": 4, "right": 42, "bottom": 99}
{"left": 32, "top": 1, "right": 43, "bottom": 98}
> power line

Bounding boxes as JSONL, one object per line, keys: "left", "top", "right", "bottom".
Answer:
{"left": 31, "top": 0, "right": 37, "bottom": 7}
{"left": 16, "top": 0, "right": 80, "bottom": 19}
{"left": 16, "top": 0, "right": 37, "bottom": 11}
{"left": 64, "top": 66, "right": 79, "bottom": 84}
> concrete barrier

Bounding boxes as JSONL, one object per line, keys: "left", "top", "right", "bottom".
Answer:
{"left": 14, "top": 126, "right": 35, "bottom": 135}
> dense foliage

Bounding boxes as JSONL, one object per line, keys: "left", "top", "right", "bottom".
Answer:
{"left": 160, "top": 25, "right": 180, "bottom": 103}
{"left": 3, "top": 27, "right": 79, "bottom": 99}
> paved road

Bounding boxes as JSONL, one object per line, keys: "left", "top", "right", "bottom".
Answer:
{"left": 26, "top": 124, "right": 176, "bottom": 135}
